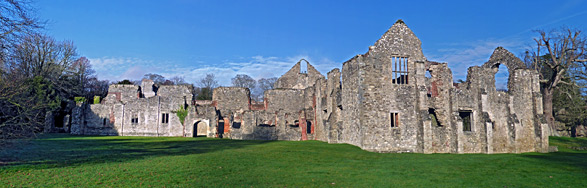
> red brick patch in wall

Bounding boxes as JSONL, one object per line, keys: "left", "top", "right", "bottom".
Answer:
{"left": 223, "top": 118, "right": 230, "bottom": 133}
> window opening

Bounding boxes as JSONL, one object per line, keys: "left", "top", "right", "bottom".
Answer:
{"left": 161, "top": 113, "right": 169, "bottom": 124}
{"left": 459, "top": 111, "right": 472, "bottom": 131}
{"left": 429, "top": 108, "right": 441, "bottom": 127}
{"left": 425, "top": 70, "right": 432, "bottom": 79}
{"left": 495, "top": 64, "right": 509, "bottom": 91}
{"left": 131, "top": 117, "right": 138, "bottom": 124}
{"left": 300, "top": 62, "right": 307, "bottom": 74}
{"left": 232, "top": 122, "right": 241, "bottom": 128}
{"left": 390, "top": 113, "right": 399, "bottom": 127}
{"left": 392, "top": 56, "right": 409, "bottom": 84}
{"left": 306, "top": 121, "right": 312, "bottom": 134}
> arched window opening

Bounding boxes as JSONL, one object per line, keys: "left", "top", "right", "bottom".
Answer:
{"left": 495, "top": 64, "right": 509, "bottom": 91}
{"left": 425, "top": 70, "right": 432, "bottom": 79}
{"left": 300, "top": 62, "right": 308, "bottom": 74}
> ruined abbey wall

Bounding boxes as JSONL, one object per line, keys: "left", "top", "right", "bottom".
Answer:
{"left": 70, "top": 21, "right": 549, "bottom": 153}
{"left": 71, "top": 81, "right": 195, "bottom": 137}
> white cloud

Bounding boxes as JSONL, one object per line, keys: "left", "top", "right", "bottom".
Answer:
{"left": 88, "top": 57, "right": 158, "bottom": 81}
{"left": 88, "top": 55, "right": 341, "bottom": 86}
{"left": 176, "top": 55, "right": 340, "bottom": 86}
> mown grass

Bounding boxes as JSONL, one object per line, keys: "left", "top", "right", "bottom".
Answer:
{"left": 0, "top": 134, "right": 585, "bottom": 187}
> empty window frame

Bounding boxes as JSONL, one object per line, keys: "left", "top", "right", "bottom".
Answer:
{"left": 390, "top": 112, "right": 400, "bottom": 128}
{"left": 232, "top": 122, "right": 241, "bottom": 128}
{"left": 459, "top": 111, "right": 472, "bottom": 131}
{"left": 131, "top": 116, "right": 139, "bottom": 124}
{"left": 103, "top": 118, "right": 107, "bottom": 126}
{"left": 161, "top": 113, "right": 169, "bottom": 124}
{"left": 429, "top": 108, "right": 442, "bottom": 127}
{"left": 392, "top": 56, "right": 409, "bottom": 84}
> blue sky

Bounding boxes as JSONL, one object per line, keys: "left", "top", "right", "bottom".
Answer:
{"left": 36, "top": 0, "right": 587, "bottom": 87}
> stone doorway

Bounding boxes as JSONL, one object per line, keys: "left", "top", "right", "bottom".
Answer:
{"left": 194, "top": 120, "right": 209, "bottom": 137}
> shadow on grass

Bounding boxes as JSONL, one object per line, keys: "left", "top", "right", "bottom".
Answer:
{"left": 523, "top": 152, "right": 587, "bottom": 170}
{"left": 523, "top": 136, "right": 587, "bottom": 170}
{"left": 0, "top": 133, "right": 273, "bottom": 170}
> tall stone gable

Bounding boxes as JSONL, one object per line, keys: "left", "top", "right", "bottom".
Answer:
{"left": 274, "top": 60, "right": 325, "bottom": 89}
{"left": 369, "top": 20, "right": 426, "bottom": 62}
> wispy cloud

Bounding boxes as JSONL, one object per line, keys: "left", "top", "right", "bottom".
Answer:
{"left": 518, "top": 10, "right": 587, "bottom": 35}
{"left": 88, "top": 55, "right": 341, "bottom": 86}
{"left": 88, "top": 57, "right": 159, "bottom": 81}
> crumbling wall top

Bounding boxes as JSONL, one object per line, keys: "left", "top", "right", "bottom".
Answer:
{"left": 213, "top": 87, "right": 250, "bottom": 112}
{"left": 274, "top": 60, "right": 325, "bottom": 89}
{"left": 108, "top": 84, "right": 139, "bottom": 93}
{"left": 158, "top": 85, "right": 193, "bottom": 100}
{"left": 482, "top": 47, "right": 526, "bottom": 72}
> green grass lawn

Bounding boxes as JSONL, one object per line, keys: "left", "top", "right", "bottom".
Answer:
{"left": 1, "top": 134, "right": 585, "bottom": 187}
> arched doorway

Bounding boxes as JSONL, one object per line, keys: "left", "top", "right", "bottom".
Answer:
{"left": 194, "top": 120, "right": 209, "bottom": 137}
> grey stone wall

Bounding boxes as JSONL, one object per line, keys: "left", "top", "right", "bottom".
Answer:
{"left": 341, "top": 55, "right": 364, "bottom": 147}
{"left": 324, "top": 69, "right": 342, "bottom": 143}
{"left": 265, "top": 89, "right": 304, "bottom": 113}
{"left": 213, "top": 87, "right": 250, "bottom": 113}
{"left": 71, "top": 84, "right": 196, "bottom": 137}
{"left": 332, "top": 21, "right": 547, "bottom": 153}
{"left": 274, "top": 61, "right": 325, "bottom": 89}
{"left": 70, "top": 20, "right": 548, "bottom": 154}
{"left": 158, "top": 85, "right": 192, "bottom": 105}
{"left": 104, "top": 84, "right": 139, "bottom": 104}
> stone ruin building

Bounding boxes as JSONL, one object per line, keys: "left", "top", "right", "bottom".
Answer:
{"left": 71, "top": 21, "right": 550, "bottom": 153}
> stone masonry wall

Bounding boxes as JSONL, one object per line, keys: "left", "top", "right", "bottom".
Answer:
{"left": 70, "top": 20, "right": 548, "bottom": 154}
{"left": 274, "top": 61, "right": 325, "bottom": 89}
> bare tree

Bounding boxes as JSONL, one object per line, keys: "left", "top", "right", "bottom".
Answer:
{"left": 0, "top": 0, "right": 43, "bottom": 71}
{"left": 70, "top": 57, "right": 95, "bottom": 97}
{"left": 0, "top": 0, "right": 41, "bottom": 38}
{"left": 231, "top": 74, "right": 256, "bottom": 89}
{"left": 524, "top": 28, "right": 587, "bottom": 135}
{"left": 197, "top": 73, "right": 218, "bottom": 100}
{"left": 85, "top": 77, "right": 109, "bottom": 100}
{"left": 170, "top": 76, "right": 186, "bottom": 85}
{"left": 258, "top": 77, "right": 277, "bottom": 91}
{"left": 199, "top": 73, "right": 218, "bottom": 89}
{"left": 7, "top": 33, "right": 77, "bottom": 80}
{"left": 143, "top": 73, "right": 166, "bottom": 84}
{"left": 252, "top": 77, "right": 277, "bottom": 101}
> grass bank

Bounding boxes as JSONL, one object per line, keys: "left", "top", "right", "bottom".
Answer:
{"left": 1, "top": 134, "right": 585, "bottom": 187}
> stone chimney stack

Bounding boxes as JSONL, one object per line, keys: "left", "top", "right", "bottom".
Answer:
{"left": 141, "top": 79, "right": 156, "bottom": 98}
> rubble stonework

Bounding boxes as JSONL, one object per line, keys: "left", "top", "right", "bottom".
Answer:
{"left": 70, "top": 21, "right": 549, "bottom": 153}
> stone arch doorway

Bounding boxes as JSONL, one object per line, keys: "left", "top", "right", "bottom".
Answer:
{"left": 194, "top": 120, "right": 209, "bottom": 137}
